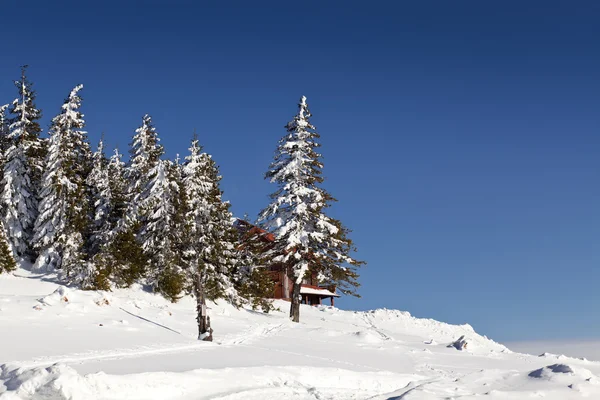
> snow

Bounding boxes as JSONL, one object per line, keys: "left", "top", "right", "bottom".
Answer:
{"left": 508, "top": 339, "right": 600, "bottom": 361}
{"left": 2, "top": 270, "right": 600, "bottom": 399}
{"left": 299, "top": 286, "right": 339, "bottom": 297}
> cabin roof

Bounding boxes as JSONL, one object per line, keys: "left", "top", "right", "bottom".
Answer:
{"left": 300, "top": 286, "right": 340, "bottom": 297}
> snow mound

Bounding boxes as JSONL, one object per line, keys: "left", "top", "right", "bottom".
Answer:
{"left": 0, "top": 363, "right": 422, "bottom": 400}
{"left": 0, "top": 363, "right": 94, "bottom": 400}
{"left": 359, "top": 308, "right": 509, "bottom": 354}
{"left": 352, "top": 330, "right": 384, "bottom": 344}
{"left": 527, "top": 363, "right": 599, "bottom": 391}
{"left": 38, "top": 286, "right": 72, "bottom": 306}
{"left": 529, "top": 363, "right": 575, "bottom": 378}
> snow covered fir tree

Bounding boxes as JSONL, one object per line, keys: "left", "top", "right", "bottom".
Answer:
{"left": 258, "top": 96, "right": 364, "bottom": 323}
{"left": 2, "top": 67, "right": 43, "bottom": 260}
{"left": 0, "top": 68, "right": 364, "bottom": 338}
{"left": 33, "top": 85, "right": 92, "bottom": 285}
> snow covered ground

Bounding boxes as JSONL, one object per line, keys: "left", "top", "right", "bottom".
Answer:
{"left": 1, "top": 271, "right": 600, "bottom": 399}
{"left": 507, "top": 340, "right": 600, "bottom": 363}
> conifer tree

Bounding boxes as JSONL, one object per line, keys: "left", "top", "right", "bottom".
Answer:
{"left": 87, "top": 138, "right": 111, "bottom": 256}
{"left": 9, "top": 66, "right": 45, "bottom": 201}
{"left": 107, "top": 149, "right": 128, "bottom": 223}
{"left": 92, "top": 149, "right": 146, "bottom": 289}
{"left": 2, "top": 68, "right": 43, "bottom": 260}
{"left": 183, "top": 136, "right": 241, "bottom": 339}
{"left": 259, "top": 96, "right": 364, "bottom": 322}
{"left": 235, "top": 219, "right": 276, "bottom": 313}
{"left": 168, "top": 155, "right": 191, "bottom": 277}
{"left": 2, "top": 108, "right": 38, "bottom": 260}
{"left": 139, "top": 159, "right": 186, "bottom": 301}
{"left": 0, "top": 104, "right": 10, "bottom": 157}
{"left": 33, "top": 85, "right": 93, "bottom": 286}
{"left": 0, "top": 104, "right": 10, "bottom": 219}
{"left": 125, "top": 114, "right": 164, "bottom": 228}
{"left": 0, "top": 221, "right": 17, "bottom": 274}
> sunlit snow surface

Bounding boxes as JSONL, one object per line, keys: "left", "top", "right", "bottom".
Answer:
{"left": 1, "top": 270, "right": 599, "bottom": 399}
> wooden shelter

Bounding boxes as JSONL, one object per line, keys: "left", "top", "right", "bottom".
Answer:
{"left": 235, "top": 219, "right": 340, "bottom": 306}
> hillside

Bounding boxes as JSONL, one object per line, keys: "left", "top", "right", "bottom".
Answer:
{"left": 1, "top": 270, "right": 599, "bottom": 400}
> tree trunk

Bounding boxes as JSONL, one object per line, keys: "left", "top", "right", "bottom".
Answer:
{"left": 195, "top": 272, "right": 213, "bottom": 341}
{"left": 289, "top": 281, "right": 301, "bottom": 323}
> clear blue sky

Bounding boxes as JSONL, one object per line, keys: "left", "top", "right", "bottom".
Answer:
{"left": 0, "top": 1, "right": 598, "bottom": 342}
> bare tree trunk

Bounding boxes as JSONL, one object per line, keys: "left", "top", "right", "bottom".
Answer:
{"left": 195, "top": 272, "right": 213, "bottom": 341}
{"left": 283, "top": 266, "right": 290, "bottom": 299}
{"left": 289, "top": 281, "right": 301, "bottom": 323}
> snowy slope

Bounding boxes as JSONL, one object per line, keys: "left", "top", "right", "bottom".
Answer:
{"left": 1, "top": 271, "right": 600, "bottom": 399}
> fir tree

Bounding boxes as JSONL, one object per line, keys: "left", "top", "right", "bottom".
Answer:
{"left": 169, "top": 155, "right": 191, "bottom": 277}
{"left": 9, "top": 66, "right": 45, "bottom": 202}
{"left": 183, "top": 136, "right": 241, "bottom": 339}
{"left": 106, "top": 149, "right": 129, "bottom": 233}
{"left": 0, "top": 104, "right": 10, "bottom": 219}
{"left": 93, "top": 149, "right": 146, "bottom": 289}
{"left": 33, "top": 85, "right": 94, "bottom": 286}
{"left": 87, "top": 138, "right": 111, "bottom": 256}
{"left": 2, "top": 117, "right": 37, "bottom": 260}
{"left": 139, "top": 159, "right": 186, "bottom": 301}
{"left": 234, "top": 217, "right": 277, "bottom": 313}
{"left": 0, "top": 221, "right": 17, "bottom": 274}
{"left": 0, "top": 104, "right": 10, "bottom": 156}
{"left": 258, "top": 96, "right": 364, "bottom": 322}
{"left": 125, "top": 114, "right": 164, "bottom": 228}
{"left": 4, "top": 67, "right": 47, "bottom": 261}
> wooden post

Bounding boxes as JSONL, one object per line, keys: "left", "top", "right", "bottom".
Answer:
{"left": 331, "top": 296, "right": 335, "bottom": 307}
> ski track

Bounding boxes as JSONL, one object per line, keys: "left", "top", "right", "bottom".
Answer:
{"left": 7, "top": 322, "right": 290, "bottom": 369}
{"left": 361, "top": 313, "right": 393, "bottom": 341}
{"left": 217, "top": 322, "right": 289, "bottom": 346}
{"left": 7, "top": 342, "right": 213, "bottom": 369}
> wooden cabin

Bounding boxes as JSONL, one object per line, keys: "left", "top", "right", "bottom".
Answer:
{"left": 235, "top": 219, "right": 340, "bottom": 306}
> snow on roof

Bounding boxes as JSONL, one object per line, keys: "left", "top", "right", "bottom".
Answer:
{"left": 300, "top": 286, "right": 340, "bottom": 297}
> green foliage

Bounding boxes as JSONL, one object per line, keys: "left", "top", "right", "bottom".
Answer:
{"left": 0, "top": 227, "right": 17, "bottom": 274}
{"left": 108, "top": 228, "right": 147, "bottom": 288}
{"left": 156, "top": 266, "right": 186, "bottom": 303}
{"left": 237, "top": 268, "right": 275, "bottom": 313}
{"left": 89, "top": 227, "right": 147, "bottom": 290}
{"left": 89, "top": 265, "right": 111, "bottom": 291}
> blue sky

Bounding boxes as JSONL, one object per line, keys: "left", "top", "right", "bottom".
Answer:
{"left": 0, "top": 1, "right": 598, "bottom": 341}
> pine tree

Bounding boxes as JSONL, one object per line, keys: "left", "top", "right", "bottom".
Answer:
{"left": 183, "top": 136, "right": 241, "bottom": 339}
{"left": 2, "top": 117, "right": 37, "bottom": 260}
{"left": 125, "top": 114, "right": 164, "bottom": 228}
{"left": 169, "top": 155, "right": 191, "bottom": 278}
{"left": 0, "top": 221, "right": 17, "bottom": 274}
{"left": 235, "top": 218, "right": 276, "bottom": 313}
{"left": 258, "top": 96, "right": 364, "bottom": 322}
{"left": 33, "top": 85, "right": 94, "bottom": 287}
{"left": 87, "top": 138, "right": 111, "bottom": 256}
{"left": 105, "top": 149, "right": 129, "bottom": 236}
{"left": 9, "top": 66, "right": 45, "bottom": 205}
{"left": 0, "top": 104, "right": 10, "bottom": 157}
{"left": 139, "top": 159, "right": 186, "bottom": 301}
{"left": 93, "top": 149, "right": 146, "bottom": 289}
{"left": 0, "top": 104, "right": 10, "bottom": 220}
